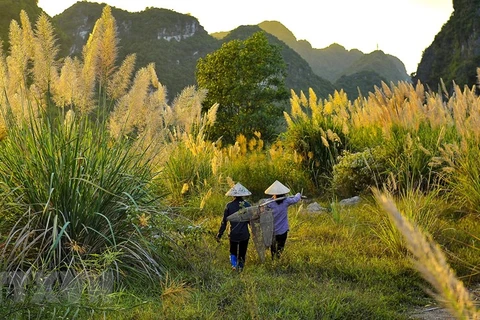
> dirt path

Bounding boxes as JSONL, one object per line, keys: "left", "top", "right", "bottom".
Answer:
{"left": 409, "top": 284, "right": 480, "bottom": 320}
{"left": 409, "top": 306, "right": 456, "bottom": 320}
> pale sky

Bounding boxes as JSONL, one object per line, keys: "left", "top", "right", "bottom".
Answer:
{"left": 37, "top": 0, "right": 454, "bottom": 75}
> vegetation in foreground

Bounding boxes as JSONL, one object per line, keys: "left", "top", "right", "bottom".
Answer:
{"left": 2, "top": 196, "right": 478, "bottom": 319}
{"left": 0, "top": 7, "right": 478, "bottom": 320}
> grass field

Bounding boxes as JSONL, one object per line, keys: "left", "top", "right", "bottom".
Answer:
{"left": 4, "top": 196, "right": 476, "bottom": 320}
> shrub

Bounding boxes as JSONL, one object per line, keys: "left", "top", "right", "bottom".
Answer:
{"left": 332, "top": 147, "right": 389, "bottom": 198}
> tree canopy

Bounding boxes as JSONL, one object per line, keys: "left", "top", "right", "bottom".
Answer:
{"left": 195, "top": 31, "right": 289, "bottom": 145}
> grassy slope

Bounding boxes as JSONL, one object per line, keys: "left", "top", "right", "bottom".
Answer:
{"left": 87, "top": 198, "right": 438, "bottom": 319}
{"left": 3, "top": 195, "right": 478, "bottom": 319}
{"left": 0, "top": 194, "right": 480, "bottom": 320}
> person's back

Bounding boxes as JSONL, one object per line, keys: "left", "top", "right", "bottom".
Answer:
{"left": 264, "top": 180, "right": 301, "bottom": 259}
{"left": 216, "top": 182, "right": 252, "bottom": 271}
{"left": 224, "top": 198, "right": 250, "bottom": 242}
{"left": 267, "top": 196, "right": 299, "bottom": 235}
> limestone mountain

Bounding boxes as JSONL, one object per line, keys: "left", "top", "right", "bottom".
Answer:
{"left": 342, "top": 49, "right": 410, "bottom": 83}
{"left": 3, "top": 0, "right": 410, "bottom": 102}
{"left": 334, "top": 71, "right": 387, "bottom": 100}
{"left": 257, "top": 20, "right": 410, "bottom": 84}
{"left": 413, "top": 0, "right": 480, "bottom": 93}
{"left": 0, "top": 0, "right": 72, "bottom": 56}
{"left": 51, "top": 2, "right": 337, "bottom": 101}
{"left": 53, "top": 2, "right": 220, "bottom": 101}
{"left": 303, "top": 43, "right": 364, "bottom": 83}
{"left": 0, "top": 0, "right": 42, "bottom": 51}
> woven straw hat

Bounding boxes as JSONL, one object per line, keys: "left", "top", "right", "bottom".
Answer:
{"left": 225, "top": 183, "right": 252, "bottom": 197}
{"left": 264, "top": 180, "right": 290, "bottom": 195}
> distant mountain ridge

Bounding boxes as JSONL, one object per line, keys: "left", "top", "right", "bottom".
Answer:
{"left": 257, "top": 21, "right": 410, "bottom": 84}
{"left": 53, "top": 2, "right": 338, "bottom": 99}
{"left": 216, "top": 24, "right": 336, "bottom": 98}
{"left": 4, "top": 0, "right": 412, "bottom": 101}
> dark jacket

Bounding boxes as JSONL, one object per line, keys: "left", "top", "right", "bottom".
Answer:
{"left": 217, "top": 198, "right": 251, "bottom": 242}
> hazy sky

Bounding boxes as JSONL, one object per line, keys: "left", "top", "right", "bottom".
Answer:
{"left": 37, "top": 0, "right": 454, "bottom": 75}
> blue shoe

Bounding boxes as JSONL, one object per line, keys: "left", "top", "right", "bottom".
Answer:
{"left": 230, "top": 254, "right": 237, "bottom": 269}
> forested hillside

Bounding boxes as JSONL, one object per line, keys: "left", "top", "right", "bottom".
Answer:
{"left": 414, "top": 0, "right": 480, "bottom": 92}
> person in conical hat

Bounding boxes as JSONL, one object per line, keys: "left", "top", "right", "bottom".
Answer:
{"left": 264, "top": 180, "right": 302, "bottom": 259}
{"left": 224, "top": 182, "right": 252, "bottom": 197}
{"left": 264, "top": 180, "right": 290, "bottom": 195}
{"left": 216, "top": 182, "right": 252, "bottom": 271}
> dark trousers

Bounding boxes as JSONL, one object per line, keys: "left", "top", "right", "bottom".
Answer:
{"left": 230, "top": 239, "right": 249, "bottom": 266}
{"left": 271, "top": 231, "right": 288, "bottom": 259}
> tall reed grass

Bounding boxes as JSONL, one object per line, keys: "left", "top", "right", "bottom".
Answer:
{"left": 282, "top": 89, "right": 347, "bottom": 188}
{"left": 369, "top": 186, "right": 443, "bottom": 256}
{"left": 374, "top": 189, "right": 479, "bottom": 320}
{"left": 0, "top": 7, "right": 196, "bottom": 298}
{"left": 283, "top": 78, "right": 480, "bottom": 202}
{"left": 0, "top": 106, "right": 168, "bottom": 286}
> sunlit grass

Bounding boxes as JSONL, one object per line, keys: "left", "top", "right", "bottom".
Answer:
{"left": 367, "top": 186, "right": 444, "bottom": 256}
{"left": 374, "top": 189, "right": 479, "bottom": 319}
{"left": 76, "top": 202, "right": 433, "bottom": 319}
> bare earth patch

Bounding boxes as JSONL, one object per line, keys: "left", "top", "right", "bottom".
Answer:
{"left": 409, "top": 283, "right": 480, "bottom": 320}
{"left": 409, "top": 306, "right": 456, "bottom": 320}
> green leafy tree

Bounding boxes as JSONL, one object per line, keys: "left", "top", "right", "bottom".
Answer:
{"left": 195, "top": 31, "right": 289, "bottom": 145}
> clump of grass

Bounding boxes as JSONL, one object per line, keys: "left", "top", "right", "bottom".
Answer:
{"left": 152, "top": 87, "right": 221, "bottom": 217}
{"left": 437, "top": 213, "right": 480, "bottom": 283}
{"left": 160, "top": 139, "right": 215, "bottom": 208}
{"left": 369, "top": 186, "right": 443, "bottom": 256}
{"left": 0, "top": 107, "right": 169, "bottom": 286}
{"left": 160, "top": 273, "right": 193, "bottom": 314}
{"left": 281, "top": 89, "right": 347, "bottom": 189}
{"left": 433, "top": 141, "right": 480, "bottom": 218}
{"left": 374, "top": 188, "right": 479, "bottom": 320}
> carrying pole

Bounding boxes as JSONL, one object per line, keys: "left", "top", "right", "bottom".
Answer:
{"left": 258, "top": 194, "right": 306, "bottom": 207}
{"left": 258, "top": 196, "right": 287, "bottom": 207}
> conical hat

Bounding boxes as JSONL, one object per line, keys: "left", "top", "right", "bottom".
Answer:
{"left": 225, "top": 182, "right": 251, "bottom": 197}
{"left": 264, "top": 180, "right": 290, "bottom": 195}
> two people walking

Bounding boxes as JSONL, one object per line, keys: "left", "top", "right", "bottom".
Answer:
{"left": 216, "top": 180, "right": 302, "bottom": 271}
